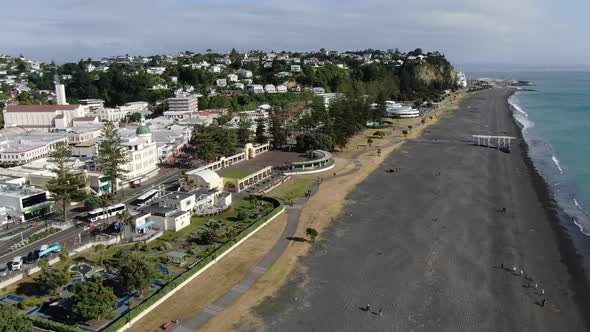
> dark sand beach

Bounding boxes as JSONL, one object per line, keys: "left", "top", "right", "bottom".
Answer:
{"left": 261, "top": 88, "right": 590, "bottom": 331}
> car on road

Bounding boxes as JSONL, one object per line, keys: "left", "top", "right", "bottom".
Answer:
{"left": 0, "top": 266, "right": 8, "bottom": 277}
{"left": 9, "top": 256, "right": 23, "bottom": 271}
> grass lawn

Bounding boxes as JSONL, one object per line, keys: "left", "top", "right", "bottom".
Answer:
{"left": 220, "top": 170, "right": 252, "bottom": 179}
{"left": 268, "top": 179, "right": 315, "bottom": 201}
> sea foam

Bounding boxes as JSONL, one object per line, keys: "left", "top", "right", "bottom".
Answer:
{"left": 508, "top": 94, "right": 534, "bottom": 131}
{"left": 552, "top": 155, "right": 564, "bottom": 174}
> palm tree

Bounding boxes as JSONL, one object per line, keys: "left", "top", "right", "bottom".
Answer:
{"left": 223, "top": 227, "right": 237, "bottom": 242}
{"left": 59, "top": 250, "right": 72, "bottom": 271}
{"left": 93, "top": 244, "right": 106, "bottom": 266}
{"left": 204, "top": 219, "right": 220, "bottom": 230}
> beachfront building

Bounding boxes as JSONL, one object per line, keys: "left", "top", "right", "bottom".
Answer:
{"left": 139, "top": 205, "right": 191, "bottom": 232}
{"left": 119, "top": 123, "right": 159, "bottom": 186}
{"left": 385, "top": 101, "right": 420, "bottom": 118}
{"left": 0, "top": 184, "right": 52, "bottom": 223}
{"left": 285, "top": 150, "right": 335, "bottom": 175}
{"left": 187, "top": 169, "right": 223, "bottom": 190}
{"left": 158, "top": 192, "right": 196, "bottom": 212}
{"left": 191, "top": 188, "right": 232, "bottom": 215}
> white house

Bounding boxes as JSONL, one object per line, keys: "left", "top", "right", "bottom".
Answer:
{"left": 247, "top": 84, "right": 264, "bottom": 94}
{"left": 290, "top": 65, "right": 302, "bottom": 72}
{"left": 209, "top": 65, "right": 222, "bottom": 73}
{"left": 227, "top": 74, "right": 238, "bottom": 82}
{"left": 216, "top": 79, "right": 227, "bottom": 87}
{"left": 276, "top": 85, "right": 288, "bottom": 93}
{"left": 238, "top": 69, "right": 253, "bottom": 78}
{"left": 147, "top": 67, "right": 166, "bottom": 75}
{"left": 264, "top": 84, "right": 277, "bottom": 93}
{"left": 275, "top": 72, "right": 292, "bottom": 79}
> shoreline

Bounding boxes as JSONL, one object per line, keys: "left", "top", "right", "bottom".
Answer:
{"left": 507, "top": 89, "right": 590, "bottom": 329}
{"left": 195, "top": 90, "right": 469, "bottom": 331}
{"left": 258, "top": 88, "right": 589, "bottom": 331}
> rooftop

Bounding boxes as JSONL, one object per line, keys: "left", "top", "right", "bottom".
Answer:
{"left": 5, "top": 105, "right": 80, "bottom": 113}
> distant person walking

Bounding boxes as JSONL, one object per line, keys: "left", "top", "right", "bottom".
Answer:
{"left": 379, "top": 308, "right": 383, "bottom": 317}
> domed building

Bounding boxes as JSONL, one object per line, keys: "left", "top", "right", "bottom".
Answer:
{"left": 135, "top": 118, "right": 153, "bottom": 143}
{"left": 119, "top": 118, "right": 158, "bottom": 187}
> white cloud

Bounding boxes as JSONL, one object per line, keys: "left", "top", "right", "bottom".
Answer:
{"left": 0, "top": 0, "right": 585, "bottom": 64}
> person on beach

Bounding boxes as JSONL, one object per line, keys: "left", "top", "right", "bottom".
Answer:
{"left": 366, "top": 304, "right": 371, "bottom": 311}
{"left": 379, "top": 308, "right": 383, "bottom": 317}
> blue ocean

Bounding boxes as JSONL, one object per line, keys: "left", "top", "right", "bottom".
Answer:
{"left": 470, "top": 71, "right": 590, "bottom": 239}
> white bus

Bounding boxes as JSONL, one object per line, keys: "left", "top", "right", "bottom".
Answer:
{"left": 87, "top": 203, "right": 127, "bottom": 222}
{"left": 135, "top": 189, "right": 159, "bottom": 206}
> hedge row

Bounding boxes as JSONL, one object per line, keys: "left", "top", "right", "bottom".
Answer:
{"left": 28, "top": 315, "right": 82, "bottom": 332}
{"left": 104, "top": 197, "right": 283, "bottom": 332}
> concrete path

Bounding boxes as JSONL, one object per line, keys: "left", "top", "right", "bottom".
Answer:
{"left": 170, "top": 136, "right": 400, "bottom": 331}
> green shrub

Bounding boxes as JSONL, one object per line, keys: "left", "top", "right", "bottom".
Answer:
{"left": 18, "top": 297, "right": 41, "bottom": 310}
{"left": 28, "top": 315, "right": 82, "bottom": 332}
{"left": 104, "top": 197, "right": 283, "bottom": 332}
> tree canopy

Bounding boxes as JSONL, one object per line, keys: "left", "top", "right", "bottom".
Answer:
{"left": 71, "top": 277, "right": 117, "bottom": 321}
{"left": 47, "top": 142, "right": 87, "bottom": 222}
{"left": 96, "top": 121, "right": 128, "bottom": 193}
{"left": 0, "top": 303, "right": 33, "bottom": 332}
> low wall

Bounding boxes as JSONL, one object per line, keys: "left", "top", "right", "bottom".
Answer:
{"left": 284, "top": 161, "right": 335, "bottom": 175}
{"left": 0, "top": 273, "right": 23, "bottom": 289}
{"left": 108, "top": 198, "right": 284, "bottom": 332}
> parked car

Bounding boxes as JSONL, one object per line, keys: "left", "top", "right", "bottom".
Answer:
{"left": 0, "top": 266, "right": 8, "bottom": 277}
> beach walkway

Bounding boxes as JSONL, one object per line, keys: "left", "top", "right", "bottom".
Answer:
{"left": 169, "top": 138, "right": 392, "bottom": 331}
{"left": 258, "top": 88, "right": 588, "bottom": 332}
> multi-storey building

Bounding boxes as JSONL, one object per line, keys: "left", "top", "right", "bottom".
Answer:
{"left": 0, "top": 184, "right": 52, "bottom": 223}
{"left": 167, "top": 94, "right": 199, "bottom": 114}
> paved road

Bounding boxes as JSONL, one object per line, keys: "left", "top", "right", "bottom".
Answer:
{"left": 0, "top": 168, "right": 182, "bottom": 277}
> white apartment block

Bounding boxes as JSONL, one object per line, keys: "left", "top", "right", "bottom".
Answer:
{"left": 227, "top": 74, "right": 239, "bottom": 82}
{"left": 291, "top": 65, "right": 302, "bottom": 72}
{"left": 167, "top": 94, "right": 199, "bottom": 113}
{"left": 94, "top": 108, "right": 129, "bottom": 122}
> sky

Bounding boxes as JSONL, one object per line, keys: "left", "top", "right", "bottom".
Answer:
{"left": 1, "top": 0, "right": 588, "bottom": 66}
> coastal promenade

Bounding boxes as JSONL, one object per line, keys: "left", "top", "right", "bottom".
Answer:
{"left": 262, "top": 88, "right": 589, "bottom": 331}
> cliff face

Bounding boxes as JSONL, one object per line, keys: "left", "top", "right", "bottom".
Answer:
{"left": 414, "top": 62, "right": 455, "bottom": 85}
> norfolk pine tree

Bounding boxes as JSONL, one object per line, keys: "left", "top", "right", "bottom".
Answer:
{"left": 47, "top": 142, "right": 87, "bottom": 222}
{"left": 96, "top": 121, "right": 128, "bottom": 193}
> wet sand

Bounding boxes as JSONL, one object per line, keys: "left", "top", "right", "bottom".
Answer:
{"left": 261, "top": 88, "right": 589, "bottom": 331}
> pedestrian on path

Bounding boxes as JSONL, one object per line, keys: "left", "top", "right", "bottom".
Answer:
{"left": 379, "top": 308, "right": 383, "bottom": 317}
